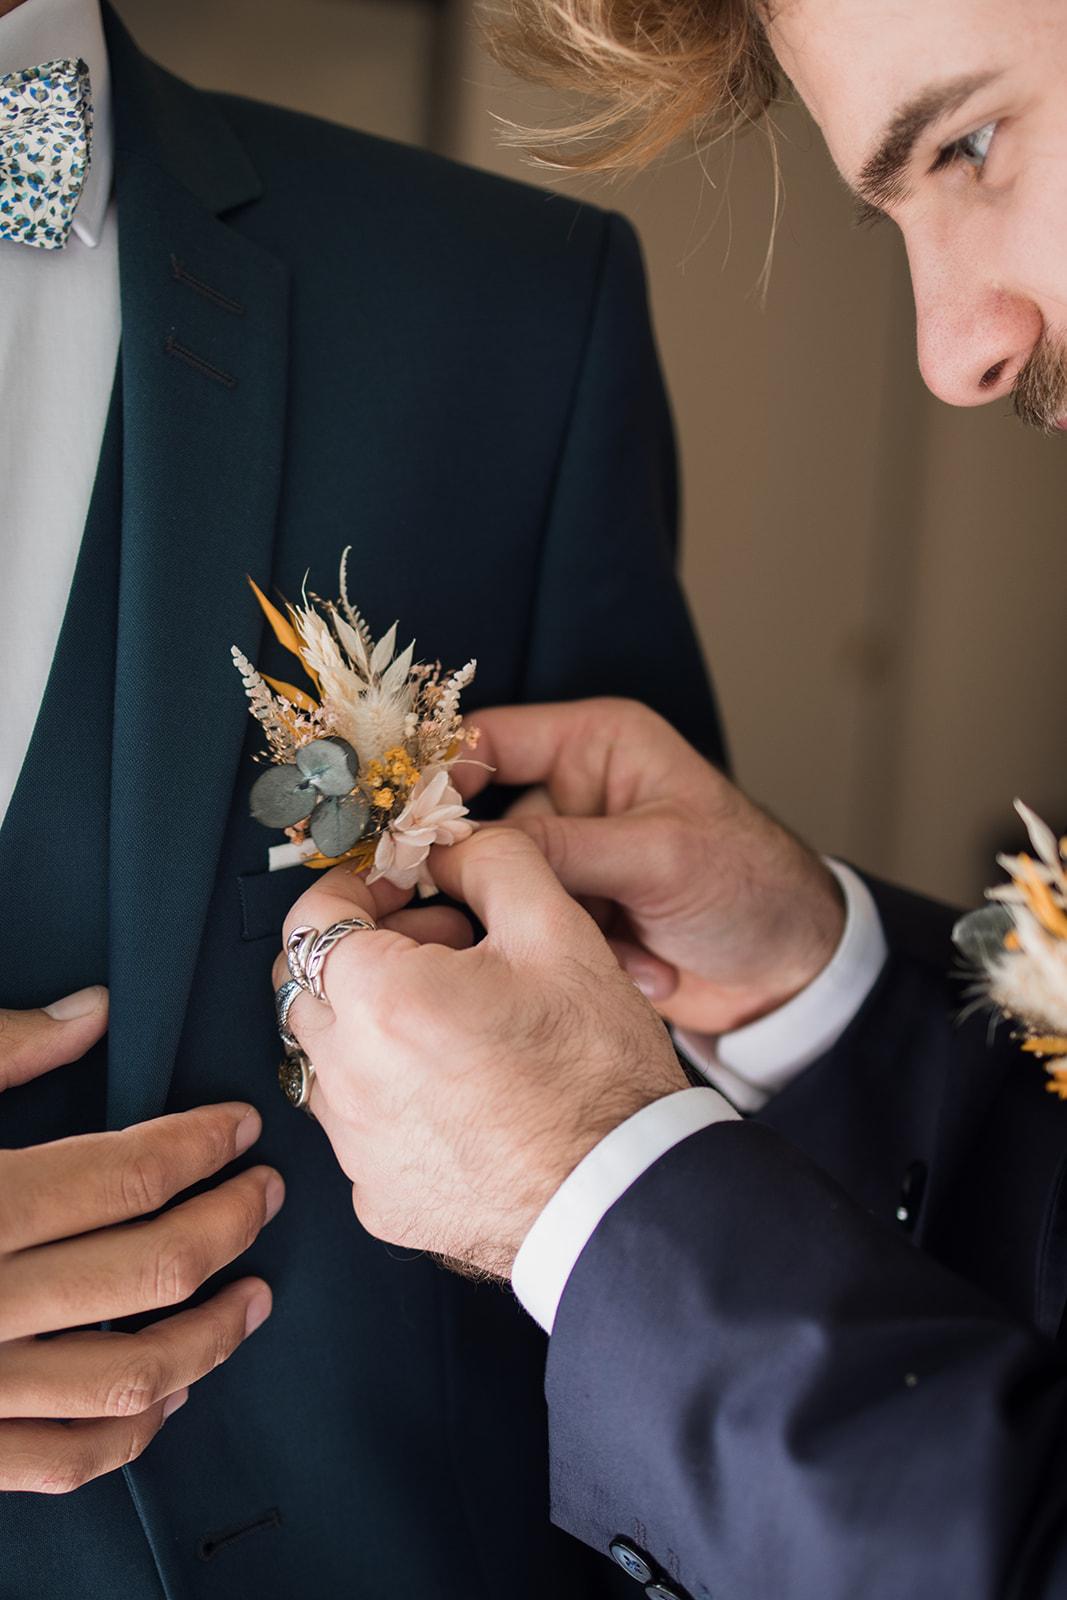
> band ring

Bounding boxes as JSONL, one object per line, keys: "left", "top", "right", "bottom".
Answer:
{"left": 274, "top": 978, "right": 304, "bottom": 1052}
{"left": 285, "top": 917, "right": 377, "bottom": 1005}
{"left": 286, "top": 925, "right": 319, "bottom": 994}
{"left": 278, "top": 1049, "right": 316, "bottom": 1111}
{"left": 303, "top": 917, "right": 377, "bottom": 1004}
{"left": 277, "top": 917, "right": 377, "bottom": 1112}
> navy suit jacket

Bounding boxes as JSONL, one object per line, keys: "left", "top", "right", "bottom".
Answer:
{"left": 546, "top": 879, "right": 1067, "bottom": 1598}
{"left": 0, "top": 10, "right": 723, "bottom": 1598}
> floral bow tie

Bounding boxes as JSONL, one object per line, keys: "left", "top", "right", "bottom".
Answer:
{"left": 0, "top": 58, "right": 93, "bottom": 249}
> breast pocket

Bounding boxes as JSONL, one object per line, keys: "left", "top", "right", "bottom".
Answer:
{"left": 237, "top": 865, "right": 310, "bottom": 943}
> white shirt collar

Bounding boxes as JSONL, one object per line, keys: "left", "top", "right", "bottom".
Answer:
{"left": 0, "top": 0, "right": 112, "bottom": 247}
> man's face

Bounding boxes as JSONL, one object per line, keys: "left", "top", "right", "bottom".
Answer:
{"left": 767, "top": 0, "right": 1067, "bottom": 429}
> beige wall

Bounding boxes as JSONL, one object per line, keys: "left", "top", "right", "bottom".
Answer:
{"left": 115, "top": 0, "right": 1067, "bottom": 905}
{"left": 115, "top": 0, "right": 436, "bottom": 147}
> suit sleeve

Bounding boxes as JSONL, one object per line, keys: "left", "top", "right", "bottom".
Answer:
{"left": 516, "top": 211, "right": 725, "bottom": 766}
{"left": 545, "top": 1116, "right": 1067, "bottom": 1600}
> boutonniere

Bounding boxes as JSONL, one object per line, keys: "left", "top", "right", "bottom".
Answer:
{"left": 232, "top": 550, "right": 478, "bottom": 894}
{"left": 954, "top": 801, "right": 1067, "bottom": 1098}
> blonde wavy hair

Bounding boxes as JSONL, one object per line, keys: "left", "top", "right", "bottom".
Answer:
{"left": 484, "top": 1, "right": 780, "bottom": 171}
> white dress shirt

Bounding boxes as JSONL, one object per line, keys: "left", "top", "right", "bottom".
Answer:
{"left": 0, "top": 0, "right": 119, "bottom": 825}
{"left": 0, "top": 0, "right": 889, "bottom": 1341}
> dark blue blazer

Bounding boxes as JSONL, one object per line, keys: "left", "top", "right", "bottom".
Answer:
{"left": 546, "top": 879, "right": 1067, "bottom": 1598}
{"left": 0, "top": 9, "right": 722, "bottom": 1597}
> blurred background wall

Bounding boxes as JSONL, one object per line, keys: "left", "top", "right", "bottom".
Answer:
{"left": 115, "top": 0, "right": 1066, "bottom": 906}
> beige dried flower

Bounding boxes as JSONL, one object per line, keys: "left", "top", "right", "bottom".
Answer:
{"left": 367, "top": 767, "right": 474, "bottom": 894}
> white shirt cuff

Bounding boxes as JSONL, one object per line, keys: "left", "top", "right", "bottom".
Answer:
{"left": 676, "top": 860, "right": 887, "bottom": 1112}
{"left": 510, "top": 862, "right": 886, "bottom": 1336}
{"left": 512, "top": 1086, "right": 738, "bottom": 1333}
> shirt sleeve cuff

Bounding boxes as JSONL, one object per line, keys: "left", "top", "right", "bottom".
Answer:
{"left": 676, "top": 860, "right": 887, "bottom": 1111}
{"left": 511, "top": 1086, "right": 739, "bottom": 1334}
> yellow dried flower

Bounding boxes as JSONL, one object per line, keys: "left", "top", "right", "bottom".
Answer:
{"left": 1021, "top": 1036, "right": 1067, "bottom": 1059}
{"left": 372, "top": 787, "right": 395, "bottom": 811}
{"left": 381, "top": 747, "right": 420, "bottom": 788}
{"left": 1015, "top": 855, "right": 1067, "bottom": 942}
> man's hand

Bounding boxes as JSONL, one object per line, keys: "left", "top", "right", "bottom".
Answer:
{"left": 0, "top": 988, "right": 283, "bottom": 1494}
{"left": 456, "top": 699, "right": 845, "bottom": 1034}
{"left": 274, "top": 834, "right": 689, "bottom": 1279}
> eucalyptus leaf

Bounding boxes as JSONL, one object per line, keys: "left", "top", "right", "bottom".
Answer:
{"left": 295, "top": 736, "right": 360, "bottom": 797}
{"left": 250, "top": 764, "right": 317, "bottom": 829}
{"left": 310, "top": 793, "right": 371, "bottom": 858}
{"left": 952, "top": 904, "right": 1016, "bottom": 968}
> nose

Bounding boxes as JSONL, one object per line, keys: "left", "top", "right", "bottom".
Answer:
{"left": 910, "top": 256, "right": 1043, "bottom": 408}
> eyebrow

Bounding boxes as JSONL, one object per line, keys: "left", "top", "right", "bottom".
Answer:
{"left": 853, "top": 70, "right": 1002, "bottom": 222}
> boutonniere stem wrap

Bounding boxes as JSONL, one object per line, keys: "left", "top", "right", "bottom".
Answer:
{"left": 232, "top": 550, "right": 478, "bottom": 894}
{"left": 954, "top": 800, "right": 1067, "bottom": 1098}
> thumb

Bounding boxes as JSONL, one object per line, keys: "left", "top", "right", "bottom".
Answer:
{"left": 498, "top": 811, "right": 652, "bottom": 906}
{"left": 427, "top": 828, "right": 598, "bottom": 958}
{"left": 608, "top": 936, "right": 680, "bottom": 1004}
{"left": 0, "top": 986, "right": 109, "bottom": 1093}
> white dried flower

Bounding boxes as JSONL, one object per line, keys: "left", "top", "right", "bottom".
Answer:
{"left": 958, "top": 799, "right": 1067, "bottom": 1097}
{"left": 986, "top": 914, "right": 1067, "bottom": 1037}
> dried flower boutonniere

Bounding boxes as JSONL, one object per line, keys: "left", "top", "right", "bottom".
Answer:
{"left": 232, "top": 550, "right": 478, "bottom": 894}
{"left": 954, "top": 800, "right": 1067, "bottom": 1098}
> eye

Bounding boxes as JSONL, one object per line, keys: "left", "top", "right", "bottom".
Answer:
{"left": 933, "top": 120, "right": 997, "bottom": 175}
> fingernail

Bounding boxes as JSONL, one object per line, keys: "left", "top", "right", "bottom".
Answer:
{"left": 234, "top": 1108, "right": 261, "bottom": 1156}
{"left": 162, "top": 1388, "right": 189, "bottom": 1422}
{"left": 264, "top": 1172, "right": 286, "bottom": 1222}
{"left": 244, "top": 1288, "right": 273, "bottom": 1337}
{"left": 44, "top": 985, "right": 107, "bottom": 1021}
{"left": 632, "top": 968, "right": 672, "bottom": 1002}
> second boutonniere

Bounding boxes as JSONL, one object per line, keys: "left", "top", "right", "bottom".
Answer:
{"left": 954, "top": 801, "right": 1067, "bottom": 1098}
{"left": 232, "top": 549, "right": 478, "bottom": 894}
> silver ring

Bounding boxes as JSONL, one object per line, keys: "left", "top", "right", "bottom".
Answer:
{"left": 286, "top": 925, "right": 319, "bottom": 993}
{"left": 304, "top": 917, "right": 377, "bottom": 1004}
{"left": 278, "top": 1050, "right": 315, "bottom": 1112}
{"left": 274, "top": 978, "right": 304, "bottom": 1052}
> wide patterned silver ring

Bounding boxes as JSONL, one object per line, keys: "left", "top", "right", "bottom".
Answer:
{"left": 274, "top": 978, "right": 304, "bottom": 1052}
{"left": 286, "top": 917, "right": 377, "bottom": 1006}
{"left": 303, "top": 917, "right": 377, "bottom": 1004}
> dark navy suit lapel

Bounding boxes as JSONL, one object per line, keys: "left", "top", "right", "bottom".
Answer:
{"left": 103, "top": 8, "right": 289, "bottom": 1128}
{"left": 919, "top": 1024, "right": 1067, "bottom": 1335}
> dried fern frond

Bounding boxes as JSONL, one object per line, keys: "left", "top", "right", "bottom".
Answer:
{"left": 230, "top": 646, "right": 299, "bottom": 762}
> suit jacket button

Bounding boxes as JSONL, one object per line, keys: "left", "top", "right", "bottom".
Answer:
{"left": 895, "top": 1159, "right": 928, "bottom": 1233}
{"left": 645, "top": 1584, "right": 685, "bottom": 1600}
{"left": 609, "top": 1539, "right": 655, "bottom": 1583}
